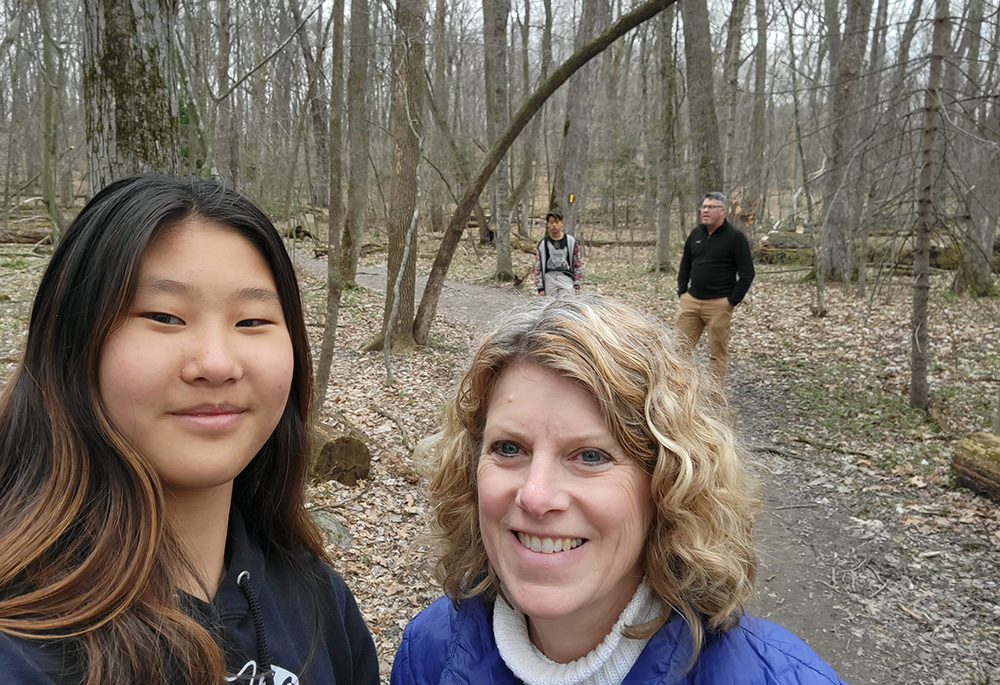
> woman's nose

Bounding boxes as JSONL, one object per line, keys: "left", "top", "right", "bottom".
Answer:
{"left": 180, "top": 329, "right": 243, "bottom": 384}
{"left": 514, "top": 456, "right": 569, "bottom": 518}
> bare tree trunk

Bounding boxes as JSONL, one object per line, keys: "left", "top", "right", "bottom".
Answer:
{"left": 341, "top": 0, "right": 371, "bottom": 285}
{"left": 82, "top": 0, "right": 179, "bottom": 193}
{"left": 414, "top": 0, "right": 677, "bottom": 345}
{"left": 720, "top": 0, "right": 745, "bottom": 172}
{"left": 312, "top": 0, "right": 346, "bottom": 429}
{"left": 680, "top": 0, "right": 723, "bottom": 212}
{"left": 288, "top": 0, "right": 330, "bottom": 208}
{"left": 780, "top": 2, "right": 814, "bottom": 228}
{"left": 952, "top": 0, "right": 996, "bottom": 296}
{"left": 378, "top": 0, "right": 425, "bottom": 349}
{"left": 428, "top": 0, "right": 449, "bottom": 235}
{"left": 215, "top": 0, "right": 239, "bottom": 185}
{"left": 514, "top": 0, "right": 549, "bottom": 240}
{"left": 283, "top": 70, "right": 321, "bottom": 221}
{"left": 482, "top": 0, "right": 513, "bottom": 279}
{"left": 819, "top": 0, "right": 871, "bottom": 282}
{"left": 855, "top": 0, "right": 890, "bottom": 297}
{"left": 653, "top": 5, "right": 676, "bottom": 272}
{"left": 550, "top": 0, "right": 610, "bottom": 236}
{"left": 910, "top": 0, "right": 947, "bottom": 411}
{"left": 36, "top": 0, "right": 64, "bottom": 237}
{"left": 745, "top": 0, "right": 767, "bottom": 239}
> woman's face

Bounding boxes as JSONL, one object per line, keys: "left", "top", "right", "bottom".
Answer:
{"left": 477, "top": 363, "right": 653, "bottom": 656}
{"left": 98, "top": 218, "right": 294, "bottom": 497}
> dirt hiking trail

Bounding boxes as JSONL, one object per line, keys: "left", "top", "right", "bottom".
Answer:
{"left": 298, "top": 255, "right": 998, "bottom": 684}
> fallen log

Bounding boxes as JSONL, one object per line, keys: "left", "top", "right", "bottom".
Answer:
{"left": 0, "top": 227, "right": 51, "bottom": 244}
{"left": 952, "top": 431, "right": 1000, "bottom": 502}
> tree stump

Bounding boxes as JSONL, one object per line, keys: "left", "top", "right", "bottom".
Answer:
{"left": 311, "top": 421, "right": 372, "bottom": 486}
{"left": 952, "top": 432, "right": 1000, "bottom": 502}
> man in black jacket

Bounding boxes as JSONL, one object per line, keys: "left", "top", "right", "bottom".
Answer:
{"left": 676, "top": 191, "right": 755, "bottom": 382}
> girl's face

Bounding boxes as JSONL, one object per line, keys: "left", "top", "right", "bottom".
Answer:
{"left": 98, "top": 218, "right": 294, "bottom": 497}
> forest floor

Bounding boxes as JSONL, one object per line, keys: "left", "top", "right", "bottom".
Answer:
{"left": 1, "top": 229, "right": 998, "bottom": 684}
{"left": 285, "top": 232, "right": 1000, "bottom": 685}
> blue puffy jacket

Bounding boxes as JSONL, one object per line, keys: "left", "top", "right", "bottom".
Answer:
{"left": 391, "top": 595, "right": 847, "bottom": 685}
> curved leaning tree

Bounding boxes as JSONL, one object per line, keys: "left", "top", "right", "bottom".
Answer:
{"left": 412, "top": 0, "right": 679, "bottom": 346}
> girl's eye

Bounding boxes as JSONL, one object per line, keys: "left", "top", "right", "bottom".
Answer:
{"left": 142, "top": 312, "right": 182, "bottom": 325}
{"left": 578, "top": 449, "right": 610, "bottom": 465}
{"left": 236, "top": 319, "right": 270, "bottom": 328}
{"left": 491, "top": 440, "right": 522, "bottom": 458}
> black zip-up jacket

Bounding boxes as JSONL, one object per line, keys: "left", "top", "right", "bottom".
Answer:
{"left": 677, "top": 219, "right": 755, "bottom": 306}
{"left": 0, "top": 511, "right": 379, "bottom": 684}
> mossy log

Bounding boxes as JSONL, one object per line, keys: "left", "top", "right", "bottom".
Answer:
{"left": 310, "top": 421, "right": 372, "bottom": 486}
{"left": 756, "top": 247, "right": 814, "bottom": 265}
{"left": 952, "top": 432, "right": 1000, "bottom": 502}
{"left": 760, "top": 232, "right": 812, "bottom": 250}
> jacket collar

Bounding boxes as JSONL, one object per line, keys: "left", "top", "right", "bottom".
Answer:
{"left": 700, "top": 218, "right": 730, "bottom": 236}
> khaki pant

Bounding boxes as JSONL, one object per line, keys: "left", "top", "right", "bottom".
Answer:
{"left": 674, "top": 293, "right": 733, "bottom": 381}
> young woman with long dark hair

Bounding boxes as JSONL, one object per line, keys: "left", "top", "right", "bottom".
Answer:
{"left": 0, "top": 174, "right": 379, "bottom": 684}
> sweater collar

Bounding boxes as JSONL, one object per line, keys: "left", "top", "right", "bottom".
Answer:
{"left": 492, "top": 582, "right": 662, "bottom": 685}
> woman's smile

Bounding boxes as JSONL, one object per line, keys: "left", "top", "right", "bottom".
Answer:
{"left": 515, "top": 531, "right": 585, "bottom": 554}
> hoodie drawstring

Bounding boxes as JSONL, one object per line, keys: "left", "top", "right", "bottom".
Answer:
{"left": 237, "top": 571, "right": 274, "bottom": 684}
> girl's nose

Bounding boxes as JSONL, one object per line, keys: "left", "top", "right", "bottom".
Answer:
{"left": 514, "top": 456, "right": 570, "bottom": 518}
{"left": 180, "top": 329, "right": 243, "bottom": 385}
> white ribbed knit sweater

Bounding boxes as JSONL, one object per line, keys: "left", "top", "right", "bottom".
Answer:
{"left": 493, "top": 582, "right": 661, "bottom": 685}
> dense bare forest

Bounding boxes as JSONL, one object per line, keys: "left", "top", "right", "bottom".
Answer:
{"left": 2, "top": 0, "right": 997, "bottom": 331}
{"left": 1, "top": 2, "right": 999, "bottom": 680}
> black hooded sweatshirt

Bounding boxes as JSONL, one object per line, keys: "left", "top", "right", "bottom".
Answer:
{"left": 0, "top": 511, "right": 380, "bottom": 684}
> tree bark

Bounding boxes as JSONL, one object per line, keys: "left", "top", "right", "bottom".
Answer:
{"left": 819, "top": 0, "right": 871, "bottom": 282}
{"left": 82, "top": 0, "right": 179, "bottom": 193}
{"left": 414, "top": 0, "right": 677, "bottom": 345}
{"left": 428, "top": 0, "right": 449, "bottom": 236}
{"left": 380, "top": 0, "right": 425, "bottom": 349}
{"left": 952, "top": 0, "right": 996, "bottom": 296}
{"left": 653, "top": 5, "right": 676, "bottom": 272}
{"left": 288, "top": 0, "right": 331, "bottom": 208}
{"left": 312, "top": 0, "right": 346, "bottom": 429}
{"left": 214, "top": 0, "right": 240, "bottom": 185}
{"left": 720, "top": 0, "right": 745, "bottom": 172}
{"left": 341, "top": 0, "right": 372, "bottom": 285}
{"left": 36, "top": 0, "right": 64, "bottom": 238}
{"left": 680, "top": 0, "right": 723, "bottom": 213}
{"left": 910, "top": 0, "right": 947, "bottom": 411}
{"left": 745, "top": 0, "right": 767, "bottom": 241}
{"left": 550, "top": 0, "right": 610, "bottom": 236}
{"left": 482, "top": 0, "right": 513, "bottom": 279}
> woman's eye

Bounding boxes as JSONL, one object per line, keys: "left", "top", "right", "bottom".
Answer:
{"left": 491, "top": 440, "right": 522, "bottom": 457}
{"left": 142, "top": 312, "right": 182, "bottom": 325}
{"left": 578, "top": 449, "right": 610, "bottom": 465}
{"left": 236, "top": 318, "right": 269, "bottom": 328}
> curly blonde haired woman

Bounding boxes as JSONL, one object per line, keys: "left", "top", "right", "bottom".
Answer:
{"left": 392, "top": 296, "right": 843, "bottom": 685}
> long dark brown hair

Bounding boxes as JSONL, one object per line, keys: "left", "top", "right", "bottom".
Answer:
{"left": 0, "top": 174, "right": 325, "bottom": 683}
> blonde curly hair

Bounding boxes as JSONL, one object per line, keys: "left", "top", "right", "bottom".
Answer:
{"left": 429, "top": 295, "right": 759, "bottom": 660}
